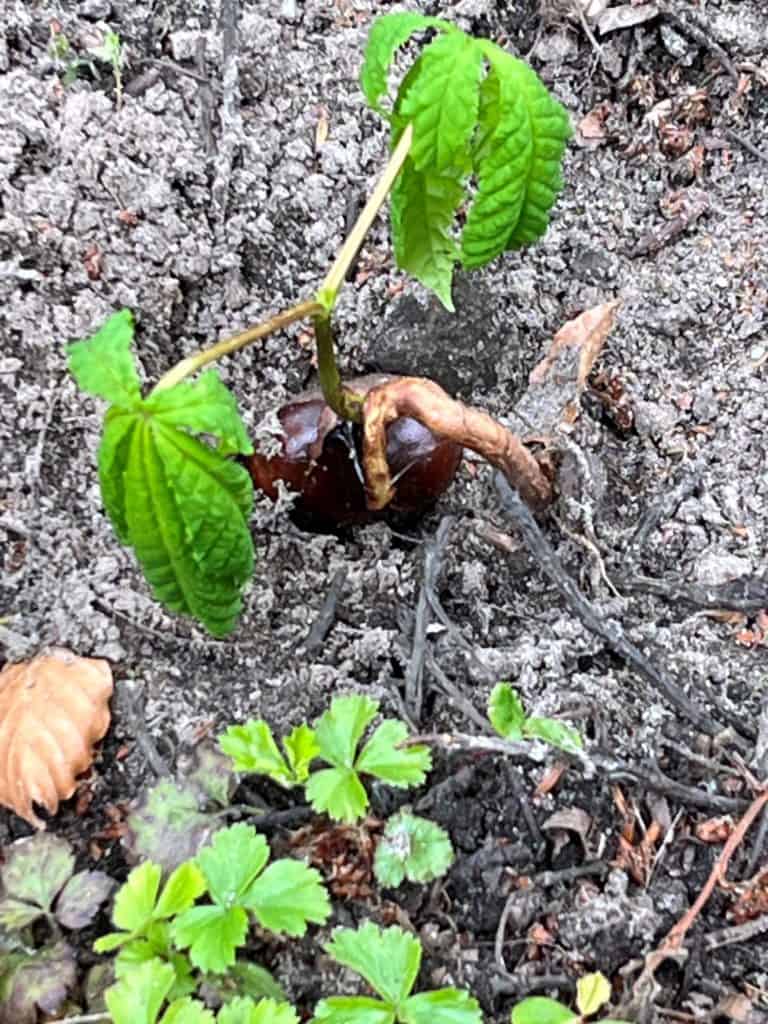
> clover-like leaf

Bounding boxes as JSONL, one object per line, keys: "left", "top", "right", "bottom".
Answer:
{"left": 325, "top": 923, "right": 421, "bottom": 1007}
{"left": 401, "top": 989, "right": 482, "bottom": 1024}
{"left": 218, "top": 996, "right": 299, "bottom": 1024}
{"left": 105, "top": 957, "right": 175, "bottom": 1024}
{"left": 355, "top": 720, "right": 431, "bottom": 787}
{"left": 511, "top": 997, "right": 577, "bottom": 1024}
{"left": 314, "top": 695, "right": 379, "bottom": 769}
{"left": 488, "top": 682, "right": 526, "bottom": 741}
{"left": 283, "top": 724, "right": 320, "bottom": 784}
{"left": 0, "top": 833, "right": 74, "bottom": 927}
{"left": 161, "top": 997, "right": 215, "bottom": 1024}
{"left": 374, "top": 811, "right": 454, "bottom": 887}
{"left": 171, "top": 904, "right": 248, "bottom": 974}
{"left": 245, "top": 859, "right": 330, "bottom": 936}
{"left": 219, "top": 721, "right": 295, "bottom": 786}
{"left": 312, "top": 997, "right": 395, "bottom": 1024}
{"left": 305, "top": 766, "right": 369, "bottom": 824}
{"left": 196, "top": 824, "right": 270, "bottom": 905}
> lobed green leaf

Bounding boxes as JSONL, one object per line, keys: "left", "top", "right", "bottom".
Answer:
{"left": 105, "top": 957, "right": 175, "bottom": 1024}
{"left": 245, "top": 859, "right": 330, "bottom": 936}
{"left": 171, "top": 904, "right": 248, "bottom": 974}
{"left": 67, "top": 308, "right": 141, "bottom": 407}
{"left": 325, "top": 923, "right": 421, "bottom": 1007}
{"left": 314, "top": 695, "right": 379, "bottom": 769}
{"left": 401, "top": 989, "right": 483, "bottom": 1024}
{"left": 373, "top": 811, "right": 454, "bottom": 888}
{"left": 219, "top": 720, "right": 294, "bottom": 785}
{"left": 511, "top": 997, "right": 577, "bottom": 1024}
{"left": 488, "top": 682, "right": 526, "bottom": 741}
{"left": 312, "top": 997, "right": 395, "bottom": 1024}
{"left": 355, "top": 720, "right": 431, "bottom": 786}
{"left": 305, "top": 766, "right": 369, "bottom": 824}
{"left": 196, "top": 824, "right": 269, "bottom": 905}
{"left": 145, "top": 370, "right": 253, "bottom": 458}
{"left": 218, "top": 997, "right": 299, "bottom": 1024}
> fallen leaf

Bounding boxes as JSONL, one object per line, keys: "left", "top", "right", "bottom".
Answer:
{"left": 577, "top": 104, "right": 611, "bottom": 145}
{"left": 535, "top": 761, "right": 567, "bottom": 797}
{"left": 597, "top": 3, "right": 659, "bottom": 34}
{"left": 542, "top": 807, "right": 592, "bottom": 851}
{"left": 0, "top": 650, "right": 113, "bottom": 827}
{"left": 695, "top": 816, "right": 733, "bottom": 843}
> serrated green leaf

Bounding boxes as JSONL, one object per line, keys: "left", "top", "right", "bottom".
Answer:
{"left": 122, "top": 418, "right": 254, "bottom": 636}
{"left": 326, "top": 923, "right": 420, "bottom": 1007}
{"left": 356, "top": 720, "right": 431, "bottom": 786}
{"left": 218, "top": 996, "right": 299, "bottom": 1024}
{"left": 399, "top": 33, "right": 484, "bottom": 172}
{"left": 511, "top": 997, "right": 577, "bottom": 1024}
{"left": 0, "top": 833, "right": 75, "bottom": 914}
{"left": 401, "top": 988, "right": 483, "bottom": 1024}
{"left": 314, "top": 695, "right": 379, "bottom": 769}
{"left": 390, "top": 161, "right": 463, "bottom": 311}
{"left": 312, "top": 997, "right": 395, "bottom": 1024}
{"left": 68, "top": 309, "right": 141, "bottom": 407}
{"left": 488, "top": 683, "right": 526, "bottom": 741}
{"left": 245, "top": 859, "right": 330, "bottom": 936}
{"left": 155, "top": 862, "right": 207, "bottom": 920}
{"left": 98, "top": 407, "right": 138, "bottom": 544}
{"left": 162, "top": 996, "right": 216, "bottom": 1024}
{"left": 576, "top": 972, "right": 611, "bottom": 1017}
{"left": 221, "top": 963, "right": 285, "bottom": 1004}
{"left": 360, "top": 13, "right": 454, "bottom": 116}
{"left": 115, "top": 924, "right": 196, "bottom": 1001}
{"left": 283, "top": 724, "right": 320, "bottom": 783}
{"left": 219, "top": 721, "right": 294, "bottom": 786}
{"left": 145, "top": 371, "right": 253, "bottom": 458}
{"left": 374, "top": 811, "right": 454, "bottom": 888}
{"left": 475, "top": 43, "right": 570, "bottom": 255}
{"left": 111, "top": 862, "right": 162, "bottom": 935}
{"left": 524, "top": 718, "right": 583, "bottom": 754}
{"left": 305, "top": 766, "right": 369, "bottom": 824}
{"left": 105, "top": 957, "right": 175, "bottom": 1024}
{"left": 171, "top": 904, "right": 248, "bottom": 974}
{"left": 196, "top": 825, "right": 270, "bottom": 905}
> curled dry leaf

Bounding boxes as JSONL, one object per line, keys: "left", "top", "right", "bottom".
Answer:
{"left": 0, "top": 649, "right": 113, "bottom": 828}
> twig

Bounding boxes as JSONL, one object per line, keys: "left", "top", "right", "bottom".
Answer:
{"left": 628, "top": 465, "right": 701, "bottom": 556}
{"left": 115, "top": 681, "right": 171, "bottom": 778}
{"left": 494, "top": 474, "right": 748, "bottom": 747}
{"left": 405, "top": 518, "right": 453, "bottom": 723}
{"left": 703, "top": 912, "right": 768, "bottom": 950}
{"left": 723, "top": 128, "right": 768, "bottom": 167}
{"left": 304, "top": 567, "right": 347, "bottom": 655}
{"left": 196, "top": 37, "right": 215, "bottom": 158}
{"left": 663, "top": 788, "right": 768, "bottom": 951}
{"left": 618, "top": 574, "right": 768, "bottom": 615}
{"left": 212, "top": 0, "right": 242, "bottom": 219}
{"left": 423, "top": 657, "right": 499, "bottom": 737}
{"left": 744, "top": 802, "right": 768, "bottom": 878}
{"left": 658, "top": 3, "right": 739, "bottom": 84}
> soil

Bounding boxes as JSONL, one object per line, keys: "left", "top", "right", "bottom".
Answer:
{"left": 1, "top": 0, "right": 768, "bottom": 1021}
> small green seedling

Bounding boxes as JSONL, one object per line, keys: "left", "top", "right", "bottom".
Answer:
{"left": 106, "top": 958, "right": 298, "bottom": 1024}
{"left": 96, "top": 824, "right": 330, "bottom": 977}
{"left": 88, "top": 27, "right": 124, "bottom": 106}
{"left": 489, "top": 682, "right": 583, "bottom": 755}
{"left": 311, "top": 922, "right": 482, "bottom": 1024}
{"left": 68, "top": 13, "right": 570, "bottom": 636}
{"left": 220, "top": 695, "right": 432, "bottom": 824}
{"left": 511, "top": 971, "right": 630, "bottom": 1024}
{"left": 373, "top": 809, "right": 454, "bottom": 887}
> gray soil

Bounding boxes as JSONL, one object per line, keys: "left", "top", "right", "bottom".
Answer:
{"left": 1, "top": 0, "right": 767, "bottom": 1020}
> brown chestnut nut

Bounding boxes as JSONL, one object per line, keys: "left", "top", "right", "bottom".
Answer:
{"left": 245, "top": 378, "right": 462, "bottom": 529}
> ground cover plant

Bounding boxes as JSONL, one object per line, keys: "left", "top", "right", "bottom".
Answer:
{"left": 68, "top": 12, "right": 571, "bottom": 636}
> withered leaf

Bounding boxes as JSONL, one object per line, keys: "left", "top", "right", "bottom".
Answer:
{"left": 0, "top": 649, "right": 113, "bottom": 827}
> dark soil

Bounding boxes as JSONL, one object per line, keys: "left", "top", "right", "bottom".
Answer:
{"left": 1, "top": 1, "right": 768, "bottom": 1021}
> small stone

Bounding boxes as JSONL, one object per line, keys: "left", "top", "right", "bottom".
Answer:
{"left": 79, "top": 0, "right": 112, "bottom": 19}
{"left": 659, "top": 24, "right": 696, "bottom": 64}
{"left": 280, "top": 0, "right": 299, "bottom": 21}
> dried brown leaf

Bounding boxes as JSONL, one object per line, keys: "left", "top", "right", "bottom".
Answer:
{"left": 0, "top": 649, "right": 113, "bottom": 827}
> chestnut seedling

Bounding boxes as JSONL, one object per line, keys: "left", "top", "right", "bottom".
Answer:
{"left": 68, "top": 13, "right": 571, "bottom": 636}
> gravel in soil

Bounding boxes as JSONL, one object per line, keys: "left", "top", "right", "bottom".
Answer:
{"left": 1, "top": 0, "right": 768, "bottom": 1020}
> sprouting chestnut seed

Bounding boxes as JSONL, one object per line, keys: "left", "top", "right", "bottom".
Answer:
{"left": 244, "top": 379, "right": 462, "bottom": 529}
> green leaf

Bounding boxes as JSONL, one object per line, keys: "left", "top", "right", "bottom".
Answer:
{"left": 161, "top": 997, "right": 216, "bottom": 1024}
{"left": 488, "top": 683, "right": 526, "bottom": 741}
{"left": 171, "top": 904, "right": 248, "bottom": 974}
{"left": 105, "top": 957, "right": 175, "bottom": 1024}
{"left": 196, "top": 825, "right": 270, "bottom": 905}
{"left": 109, "top": 862, "right": 162, "bottom": 935}
{"left": 155, "top": 862, "right": 207, "bottom": 920}
{"left": 374, "top": 811, "right": 454, "bottom": 887}
{"left": 355, "top": 720, "right": 431, "bottom": 787}
{"left": 0, "top": 833, "right": 75, "bottom": 914}
{"left": 121, "top": 416, "right": 254, "bottom": 636}
{"left": 325, "top": 923, "right": 420, "bottom": 1006}
{"left": 305, "top": 766, "right": 369, "bottom": 824}
{"left": 511, "top": 997, "right": 577, "bottom": 1024}
{"left": 283, "top": 724, "right": 320, "bottom": 783}
{"left": 219, "top": 721, "right": 295, "bottom": 785}
{"left": 401, "top": 989, "right": 483, "bottom": 1024}
{"left": 245, "top": 859, "right": 330, "bottom": 936}
{"left": 218, "top": 996, "right": 299, "bottom": 1024}
{"left": 576, "top": 972, "right": 611, "bottom": 1017}
{"left": 473, "top": 43, "right": 570, "bottom": 256}
{"left": 523, "top": 718, "right": 583, "bottom": 754}
{"left": 115, "top": 924, "right": 196, "bottom": 1001}
{"left": 186, "top": 741, "right": 238, "bottom": 808}
{"left": 68, "top": 308, "right": 141, "bottom": 407}
{"left": 145, "top": 371, "right": 253, "bottom": 457}
{"left": 200, "top": 963, "right": 285, "bottom": 1007}
{"left": 312, "top": 997, "right": 395, "bottom": 1024}
{"left": 98, "top": 407, "right": 139, "bottom": 544}
{"left": 360, "top": 13, "right": 454, "bottom": 116}
{"left": 390, "top": 161, "right": 463, "bottom": 312}
{"left": 314, "top": 695, "right": 379, "bottom": 768}
{"left": 398, "top": 32, "right": 484, "bottom": 172}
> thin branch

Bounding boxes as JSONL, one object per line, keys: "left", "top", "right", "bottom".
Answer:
{"left": 304, "top": 568, "right": 347, "bottom": 655}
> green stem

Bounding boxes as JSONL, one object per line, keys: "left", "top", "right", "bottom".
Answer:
{"left": 314, "top": 312, "right": 364, "bottom": 422}
{"left": 151, "top": 298, "right": 325, "bottom": 393}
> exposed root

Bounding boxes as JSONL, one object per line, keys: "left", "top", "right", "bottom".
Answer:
{"left": 362, "top": 376, "right": 552, "bottom": 513}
